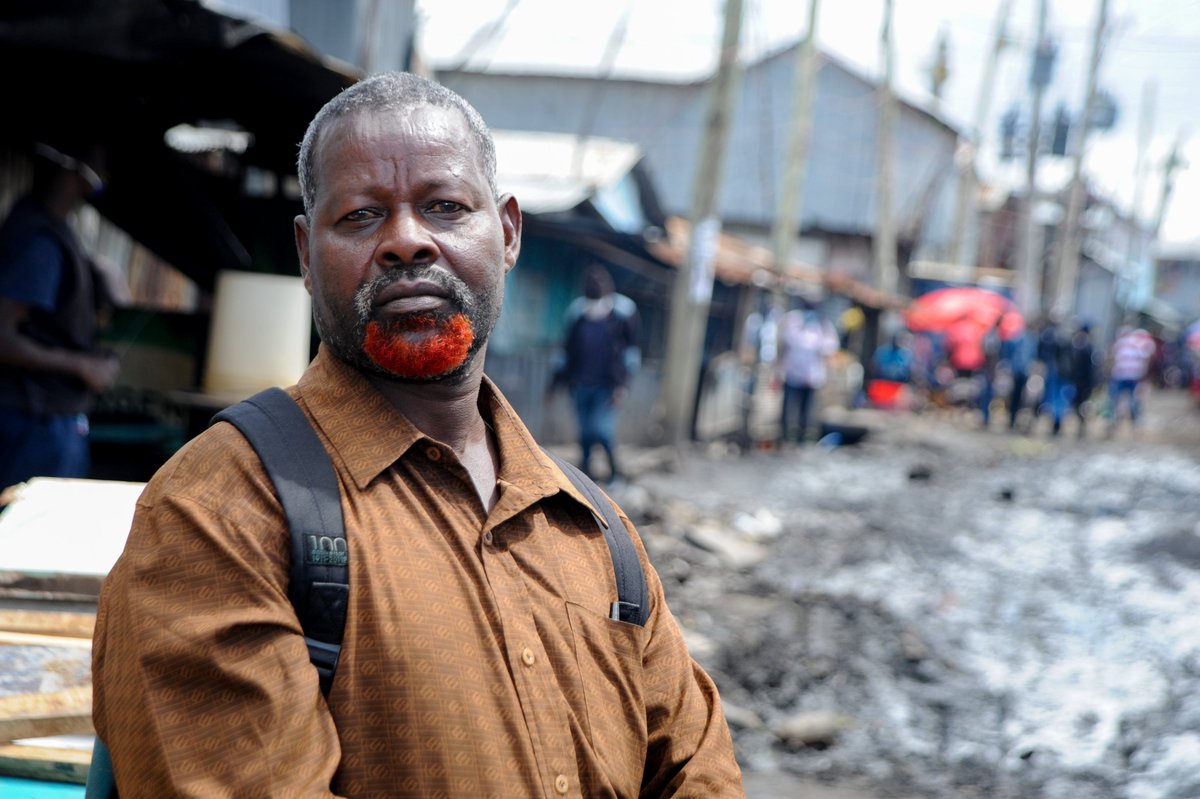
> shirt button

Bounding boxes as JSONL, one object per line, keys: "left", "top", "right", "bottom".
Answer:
{"left": 426, "top": 447, "right": 442, "bottom": 461}
{"left": 521, "top": 647, "right": 536, "bottom": 666}
{"left": 554, "top": 774, "right": 569, "bottom": 794}
{"left": 483, "top": 531, "right": 494, "bottom": 545}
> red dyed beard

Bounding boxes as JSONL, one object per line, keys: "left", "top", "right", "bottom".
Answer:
{"left": 362, "top": 314, "right": 476, "bottom": 380}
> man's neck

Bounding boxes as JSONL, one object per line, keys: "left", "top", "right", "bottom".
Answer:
{"left": 350, "top": 350, "right": 499, "bottom": 511}
{"left": 368, "top": 371, "right": 484, "bottom": 450}
{"left": 366, "top": 362, "right": 501, "bottom": 512}
{"left": 582, "top": 295, "right": 615, "bottom": 321}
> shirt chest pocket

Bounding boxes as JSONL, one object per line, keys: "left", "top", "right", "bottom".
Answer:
{"left": 566, "top": 601, "right": 649, "bottom": 794}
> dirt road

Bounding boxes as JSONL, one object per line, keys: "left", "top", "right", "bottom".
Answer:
{"left": 621, "top": 386, "right": 1200, "bottom": 799}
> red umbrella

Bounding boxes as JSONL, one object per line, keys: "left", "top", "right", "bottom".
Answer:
{"left": 905, "top": 287, "right": 1024, "bottom": 340}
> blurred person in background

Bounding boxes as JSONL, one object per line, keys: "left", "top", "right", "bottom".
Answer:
{"left": 1001, "top": 324, "right": 1037, "bottom": 432}
{"left": 866, "top": 329, "right": 917, "bottom": 412}
{"left": 871, "top": 330, "right": 915, "bottom": 385}
{"left": 1068, "top": 321, "right": 1098, "bottom": 437}
{"left": 1036, "top": 312, "right": 1073, "bottom": 436}
{"left": 548, "top": 264, "right": 639, "bottom": 483}
{"left": 1106, "top": 321, "right": 1156, "bottom": 435}
{"left": 978, "top": 319, "right": 1004, "bottom": 429}
{"left": 778, "top": 302, "right": 839, "bottom": 444}
{"left": 0, "top": 141, "right": 118, "bottom": 491}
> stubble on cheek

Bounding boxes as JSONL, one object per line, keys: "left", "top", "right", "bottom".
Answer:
{"left": 362, "top": 314, "right": 476, "bottom": 379}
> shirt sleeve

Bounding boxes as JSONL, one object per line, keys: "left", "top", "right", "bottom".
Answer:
{"left": 92, "top": 434, "right": 346, "bottom": 799}
{"left": 0, "top": 233, "right": 65, "bottom": 311}
{"left": 630, "top": 517, "right": 746, "bottom": 797}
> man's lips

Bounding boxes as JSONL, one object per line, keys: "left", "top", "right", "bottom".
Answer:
{"left": 374, "top": 279, "right": 451, "bottom": 315}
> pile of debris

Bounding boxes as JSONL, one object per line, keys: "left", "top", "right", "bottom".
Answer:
{"left": 0, "top": 476, "right": 140, "bottom": 788}
{"left": 0, "top": 608, "right": 95, "bottom": 784}
{"left": 625, "top": 413, "right": 1200, "bottom": 799}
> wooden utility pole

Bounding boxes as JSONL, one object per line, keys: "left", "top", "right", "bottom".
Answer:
{"left": 1016, "top": 0, "right": 1051, "bottom": 319}
{"left": 1053, "top": 0, "right": 1109, "bottom": 316}
{"left": 873, "top": 0, "right": 898, "bottom": 296}
{"left": 768, "top": 0, "right": 821, "bottom": 309}
{"left": 1115, "top": 79, "right": 1156, "bottom": 322}
{"left": 1152, "top": 133, "right": 1186, "bottom": 239}
{"left": 660, "top": 0, "right": 744, "bottom": 447}
{"left": 1138, "top": 132, "right": 1187, "bottom": 324}
{"left": 949, "top": 0, "right": 1013, "bottom": 268}
{"left": 1129, "top": 81, "right": 1157, "bottom": 233}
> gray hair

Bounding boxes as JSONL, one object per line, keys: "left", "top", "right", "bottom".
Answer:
{"left": 297, "top": 72, "right": 497, "bottom": 218}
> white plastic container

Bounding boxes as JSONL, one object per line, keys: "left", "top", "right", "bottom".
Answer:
{"left": 203, "top": 270, "right": 312, "bottom": 397}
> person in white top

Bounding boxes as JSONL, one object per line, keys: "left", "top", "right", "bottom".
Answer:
{"left": 1107, "top": 323, "right": 1156, "bottom": 433}
{"left": 777, "top": 306, "right": 839, "bottom": 444}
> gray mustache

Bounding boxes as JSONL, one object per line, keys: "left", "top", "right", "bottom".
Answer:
{"left": 353, "top": 269, "right": 475, "bottom": 321}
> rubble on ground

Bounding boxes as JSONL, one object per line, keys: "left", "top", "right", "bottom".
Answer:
{"left": 621, "top": 396, "right": 1200, "bottom": 799}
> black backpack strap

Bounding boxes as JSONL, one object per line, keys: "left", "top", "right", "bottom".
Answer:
{"left": 541, "top": 447, "right": 649, "bottom": 626}
{"left": 211, "top": 387, "right": 348, "bottom": 697}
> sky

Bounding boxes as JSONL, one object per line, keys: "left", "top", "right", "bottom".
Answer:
{"left": 415, "top": 0, "right": 1200, "bottom": 247}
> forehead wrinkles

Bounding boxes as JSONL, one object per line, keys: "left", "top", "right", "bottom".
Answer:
{"left": 317, "top": 108, "right": 483, "bottom": 195}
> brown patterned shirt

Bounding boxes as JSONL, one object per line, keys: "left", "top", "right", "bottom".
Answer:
{"left": 93, "top": 347, "right": 743, "bottom": 798}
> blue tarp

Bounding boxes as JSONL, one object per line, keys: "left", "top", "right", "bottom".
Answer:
{"left": 0, "top": 776, "right": 85, "bottom": 798}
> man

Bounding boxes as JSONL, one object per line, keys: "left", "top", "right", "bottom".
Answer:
{"left": 548, "top": 264, "right": 639, "bottom": 482}
{"left": 870, "top": 330, "right": 914, "bottom": 385}
{"left": 0, "top": 142, "right": 119, "bottom": 490}
{"left": 1035, "top": 313, "right": 1072, "bottom": 436}
{"left": 1001, "top": 325, "right": 1036, "bottom": 432}
{"left": 93, "top": 72, "right": 743, "bottom": 797}
{"left": 777, "top": 304, "right": 838, "bottom": 444}
{"left": 977, "top": 319, "right": 1004, "bottom": 429}
{"left": 1107, "top": 322, "right": 1156, "bottom": 434}
{"left": 1068, "top": 321, "right": 1098, "bottom": 437}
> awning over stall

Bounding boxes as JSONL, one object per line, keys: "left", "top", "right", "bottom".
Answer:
{"left": 0, "top": 0, "right": 360, "bottom": 290}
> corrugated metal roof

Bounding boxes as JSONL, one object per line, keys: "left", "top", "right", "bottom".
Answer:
{"left": 0, "top": 0, "right": 361, "bottom": 290}
{"left": 493, "top": 130, "right": 642, "bottom": 214}
{"left": 650, "top": 216, "right": 907, "bottom": 310}
{"left": 441, "top": 47, "right": 961, "bottom": 243}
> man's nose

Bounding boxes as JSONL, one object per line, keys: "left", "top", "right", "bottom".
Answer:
{"left": 374, "top": 209, "right": 438, "bottom": 267}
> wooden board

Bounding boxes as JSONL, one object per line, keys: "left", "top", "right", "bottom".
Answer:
{"left": 0, "top": 602, "right": 98, "bottom": 788}
{"left": 0, "top": 478, "right": 143, "bottom": 599}
{"left": 0, "top": 611, "right": 95, "bottom": 640}
{"left": 0, "top": 632, "right": 91, "bottom": 650}
{"left": 0, "top": 686, "right": 93, "bottom": 744}
{"left": 0, "top": 744, "right": 90, "bottom": 785}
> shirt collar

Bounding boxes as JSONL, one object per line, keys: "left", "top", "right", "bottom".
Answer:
{"left": 296, "top": 347, "right": 596, "bottom": 515}
{"left": 297, "top": 347, "right": 422, "bottom": 489}
{"left": 482, "top": 373, "right": 603, "bottom": 520}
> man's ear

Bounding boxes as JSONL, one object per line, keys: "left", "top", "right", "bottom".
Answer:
{"left": 294, "top": 215, "right": 312, "bottom": 292}
{"left": 498, "top": 194, "right": 522, "bottom": 273}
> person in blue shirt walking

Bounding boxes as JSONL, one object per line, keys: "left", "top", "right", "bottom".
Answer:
{"left": 548, "top": 265, "right": 639, "bottom": 482}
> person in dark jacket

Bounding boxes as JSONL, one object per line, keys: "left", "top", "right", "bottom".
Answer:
{"left": 0, "top": 141, "right": 118, "bottom": 490}
{"left": 549, "top": 265, "right": 639, "bottom": 481}
{"left": 1068, "top": 321, "right": 1098, "bottom": 437}
{"left": 1002, "top": 326, "right": 1036, "bottom": 431}
{"left": 1036, "top": 313, "right": 1073, "bottom": 435}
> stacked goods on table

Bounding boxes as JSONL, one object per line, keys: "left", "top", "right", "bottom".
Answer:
{"left": 0, "top": 477, "right": 142, "bottom": 790}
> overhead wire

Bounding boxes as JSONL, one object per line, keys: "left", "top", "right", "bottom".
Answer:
{"left": 446, "top": 0, "right": 522, "bottom": 72}
{"left": 572, "top": 0, "right": 636, "bottom": 178}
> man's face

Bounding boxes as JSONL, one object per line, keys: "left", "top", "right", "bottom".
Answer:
{"left": 295, "top": 106, "right": 521, "bottom": 383}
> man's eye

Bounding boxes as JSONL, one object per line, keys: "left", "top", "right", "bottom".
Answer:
{"left": 342, "top": 209, "right": 376, "bottom": 223}
{"left": 427, "top": 201, "right": 465, "bottom": 215}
